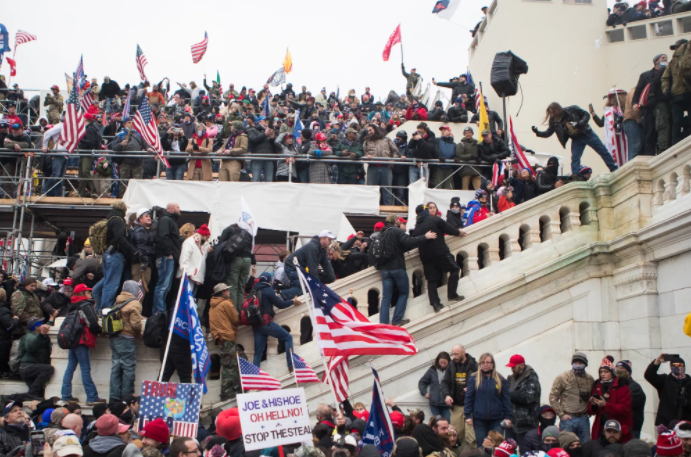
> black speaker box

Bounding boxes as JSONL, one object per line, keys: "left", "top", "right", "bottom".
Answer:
{"left": 490, "top": 51, "right": 528, "bottom": 97}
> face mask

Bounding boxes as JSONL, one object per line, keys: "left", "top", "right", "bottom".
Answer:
{"left": 615, "top": 369, "right": 628, "bottom": 378}
{"left": 538, "top": 415, "right": 557, "bottom": 430}
{"left": 185, "top": 120, "right": 191, "bottom": 125}
{"left": 451, "top": 208, "right": 460, "bottom": 214}
{"left": 197, "top": 130, "right": 204, "bottom": 136}
{"left": 572, "top": 363, "right": 586, "bottom": 375}
{"left": 542, "top": 443, "right": 559, "bottom": 452}
{"left": 672, "top": 366, "right": 686, "bottom": 378}
{"left": 566, "top": 447, "right": 583, "bottom": 457}
{"left": 660, "top": 61, "right": 668, "bottom": 67}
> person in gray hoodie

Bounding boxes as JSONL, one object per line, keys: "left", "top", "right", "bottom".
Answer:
{"left": 419, "top": 352, "right": 452, "bottom": 421}
{"left": 83, "top": 414, "right": 128, "bottom": 457}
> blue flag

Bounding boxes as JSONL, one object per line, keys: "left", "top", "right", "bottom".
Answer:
{"left": 173, "top": 275, "right": 211, "bottom": 393}
{"left": 261, "top": 90, "right": 271, "bottom": 118}
{"left": 466, "top": 68, "right": 475, "bottom": 86}
{"left": 362, "top": 364, "right": 395, "bottom": 457}
{"left": 294, "top": 109, "right": 303, "bottom": 143}
{"left": 0, "top": 24, "right": 10, "bottom": 53}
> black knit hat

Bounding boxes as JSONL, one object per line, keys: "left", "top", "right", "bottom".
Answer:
{"left": 415, "top": 204, "right": 426, "bottom": 215}
{"left": 450, "top": 197, "right": 462, "bottom": 208}
{"left": 621, "top": 439, "right": 651, "bottom": 457}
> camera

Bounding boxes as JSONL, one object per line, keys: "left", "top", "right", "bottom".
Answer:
{"left": 579, "top": 392, "right": 590, "bottom": 403}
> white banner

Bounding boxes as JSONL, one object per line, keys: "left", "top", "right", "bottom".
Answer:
{"left": 407, "top": 179, "right": 475, "bottom": 231}
{"left": 237, "top": 388, "right": 311, "bottom": 451}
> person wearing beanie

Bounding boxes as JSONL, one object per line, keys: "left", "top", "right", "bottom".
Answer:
{"left": 632, "top": 53, "right": 669, "bottom": 156}
{"left": 621, "top": 439, "right": 652, "bottom": 457}
{"left": 177, "top": 224, "right": 211, "bottom": 294}
{"left": 548, "top": 352, "right": 595, "bottom": 444}
{"left": 494, "top": 440, "right": 517, "bottom": 457}
{"left": 445, "top": 198, "right": 465, "bottom": 230}
{"left": 587, "top": 356, "right": 633, "bottom": 443}
{"left": 15, "top": 316, "right": 53, "bottom": 401}
{"left": 645, "top": 354, "right": 691, "bottom": 426}
{"left": 614, "top": 360, "right": 646, "bottom": 438}
{"left": 541, "top": 426, "right": 561, "bottom": 453}
{"left": 215, "top": 407, "right": 245, "bottom": 457}
{"left": 392, "top": 437, "right": 422, "bottom": 457}
{"left": 581, "top": 420, "right": 624, "bottom": 457}
{"left": 209, "top": 283, "right": 240, "bottom": 401}
{"left": 506, "top": 354, "right": 542, "bottom": 451}
{"left": 108, "top": 280, "right": 143, "bottom": 403}
{"left": 140, "top": 418, "right": 170, "bottom": 455}
{"left": 456, "top": 126, "right": 482, "bottom": 190}
{"left": 523, "top": 406, "right": 559, "bottom": 454}
{"left": 656, "top": 427, "right": 683, "bottom": 457}
{"left": 674, "top": 422, "right": 691, "bottom": 457}
{"left": 497, "top": 186, "right": 516, "bottom": 213}
{"left": 448, "top": 98, "right": 469, "bottom": 124}
{"left": 559, "top": 431, "right": 583, "bottom": 457}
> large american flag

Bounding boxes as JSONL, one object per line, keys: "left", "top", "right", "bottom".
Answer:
{"left": 59, "top": 84, "right": 85, "bottom": 153}
{"left": 133, "top": 97, "right": 169, "bottom": 166}
{"left": 297, "top": 268, "right": 417, "bottom": 357}
{"left": 191, "top": 32, "right": 208, "bottom": 64}
{"left": 291, "top": 352, "right": 320, "bottom": 384}
{"left": 238, "top": 357, "right": 281, "bottom": 391}
{"left": 15, "top": 30, "right": 37, "bottom": 47}
{"left": 136, "top": 45, "right": 148, "bottom": 82}
{"left": 80, "top": 88, "right": 94, "bottom": 112}
{"left": 139, "top": 381, "right": 202, "bottom": 438}
{"left": 322, "top": 355, "right": 349, "bottom": 402}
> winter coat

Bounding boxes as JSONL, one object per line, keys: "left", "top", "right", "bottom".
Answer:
{"left": 522, "top": 428, "right": 544, "bottom": 455}
{"left": 113, "top": 128, "right": 147, "bottom": 166}
{"left": 253, "top": 281, "right": 294, "bottom": 326}
{"left": 106, "top": 209, "right": 136, "bottom": 260}
{"left": 634, "top": 67, "right": 666, "bottom": 110}
{"left": 508, "top": 365, "right": 542, "bottom": 433}
{"left": 80, "top": 122, "right": 103, "bottom": 151}
{"left": 549, "top": 370, "right": 595, "bottom": 417}
{"left": 0, "top": 305, "right": 18, "bottom": 342}
{"left": 536, "top": 170, "right": 560, "bottom": 194}
{"left": 582, "top": 434, "right": 622, "bottom": 457}
{"left": 410, "top": 211, "right": 460, "bottom": 262}
{"left": 83, "top": 435, "right": 127, "bottom": 457}
{"left": 462, "top": 201, "right": 491, "bottom": 227}
{"left": 304, "top": 142, "right": 333, "bottom": 184}
{"left": 441, "top": 354, "right": 479, "bottom": 407}
{"left": 11, "top": 287, "right": 42, "bottom": 334}
{"left": 436, "top": 81, "right": 476, "bottom": 102}
{"left": 470, "top": 110, "right": 504, "bottom": 134}
{"left": 185, "top": 136, "right": 213, "bottom": 181}
{"left": 534, "top": 106, "right": 593, "bottom": 148}
{"left": 621, "top": 377, "right": 646, "bottom": 432}
{"left": 448, "top": 105, "right": 468, "bottom": 123}
{"left": 406, "top": 133, "right": 436, "bottom": 160}
{"left": 71, "top": 257, "right": 102, "bottom": 288}
{"left": 644, "top": 360, "right": 691, "bottom": 425}
{"left": 209, "top": 296, "right": 239, "bottom": 343}
{"left": 114, "top": 292, "right": 142, "bottom": 338}
{"left": 433, "top": 136, "right": 459, "bottom": 169}
{"left": 498, "top": 195, "right": 515, "bottom": 213}
{"left": 19, "top": 331, "right": 51, "bottom": 364}
{"left": 100, "top": 80, "right": 122, "bottom": 99}
{"left": 478, "top": 137, "right": 510, "bottom": 164}
{"left": 419, "top": 366, "right": 449, "bottom": 408}
{"left": 363, "top": 136, "right": 399, "bottom": 159}
{"left": 662, "top": 43, "right": 691, "bottom": 101}
{"left": 333, "top": 140, "right": 364, "bottom": 179}
{"left": 177, "top": 236, "right": 207, "bottom": 284}
{"left": 427, "top": 108, "right": 447, "bottom": 122}
{"left": 456, "top": 137, "right": 482, "bottom": 177}
{"left": 154, "top": 210, "right": 181, "bottom": 260}
{"left": 131, "top": 224, "right": 156, "bottom": 267}
{"left": 68, "top": 296, "right": 99, "bottom": 348}
{"left": 218, "top": 226, "right": 253, "bottom": 259}
{"left": 284, "top": 236, "right": 336, "bottom": 284}
{"left": 446, "top": 211, "right": 464, "bottom": 231}
{"left": 0, "top": 424, "right": 29, "bottom": 457}
{"left": 275, "top": 133, "right": 298, "bottom": 179}
{"left": 373, "top": 225, "right": 428, "bottom": 271}
{"left": 40, "top": 292, "right": 71, "bottom": 318}
{"left": 247, "top": 125, "right": 276, "bottom": 155}
{"left": 405, "top": 106, "right": 428, "bottom": 121}
{"left": 464, "top": 373, "right": 513, "bottom": 421}
{"left": 402, "top": 67, "right": 421, "bottom": 91}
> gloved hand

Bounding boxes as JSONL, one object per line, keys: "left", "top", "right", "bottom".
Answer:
{"left": 315, "top": 149, "right": 322, "bottom": 158}
{"left": 531, "top": 126, "right": 539, "bottom": 134}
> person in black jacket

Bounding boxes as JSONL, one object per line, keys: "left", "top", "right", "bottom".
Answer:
{"left": 419, "top": 352, "right": 452, "bottom": 421}
{"left": 446, "top": 198, "right": 464, "bottom": 231}
{"left": 153, "top": 203, "right": 181, "bottom": 315}
{"left": 100, "top": 77, "right": 122, "bottom": 113}
{"left": 0, "top": 289, "right": 18, "bottom": 377}
{"left": 0, "top": 401, "right": 30, "bottom": 455}
{"left": 130, "top": 209, "right": 156, "bottom": 303}
{"left": 644, "top": 354, "right": 691, "bottom": 426}
{"left": 160, "top": 309, "right": 192, "bottom": 383}
{"left": 521, "top": 405, "right": 558, "bottom": 454}
{"left": 39, "top": 284, "right": 72, "bottom": 319}
{"left": 77, "top": 114, "right": 102, "bottom": 197}
{"left": 471, "top": 105, "right": 504, "bottom": 137}
{"left": 507, "top": 355, "right": 542, "bottom": 451}
{"left": 633, "top": 54, "right": 670, "bottom": 155}
{"left": 161, "top": 124, "right": 189, "bottom": 181}
{"left": 251, "top": 273, "right": 296, "bottom": 370}
{"left": 441, "top": 345, "right": 479, "bottom": 448}
{"left": 282, "top": 232, "right": 337, "bottom": 300}
{"left": 247, "top": 117, "right": 276, "bottom": 182}
{"left": 217, "top": 223, "right": 254, "bottom": 313}
{"left": 614, "top": 360, "right": 646, "bottom": 439}
{"left": 408, "top": 123, "right": 436, "bottom": 184}
{"left": 410, "top": 205, "right": 465, "bottom": 312}
{"left": 433, "top": 75, "right": 476, "bottom": 105}
{"left": 92, "top": 201, "right": 134, "bottom": 312}
{"left": 371, "top": 214, "right": 435, "bottom": 326}
{"left": 536, "top": 157, "right": 565, "bottom": 195}
{"left": 478, "top": 130, "right": 510, "bottom": 180}
{"left": 533, "top": 103, "right": 618, "bottom": 175}
{"left": 448, "top": 98, "right": 469, "bottom": 123}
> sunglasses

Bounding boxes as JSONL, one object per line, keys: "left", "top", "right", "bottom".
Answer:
{"left": 10, "top": 124, "right": 21, "bottom": 129}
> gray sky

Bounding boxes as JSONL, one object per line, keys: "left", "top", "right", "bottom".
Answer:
{"left": 5, "top": 0, "right": 616, "bottom": 99}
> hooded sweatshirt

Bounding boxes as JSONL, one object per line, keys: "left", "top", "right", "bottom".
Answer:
{"left": 85, "top": 435, "right": 127, "bottom": 457}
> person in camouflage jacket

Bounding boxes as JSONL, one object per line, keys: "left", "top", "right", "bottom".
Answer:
{"left": 10, "top": 278, "right": 45, "bottom": 334}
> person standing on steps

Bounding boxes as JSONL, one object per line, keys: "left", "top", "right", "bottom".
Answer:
{"left": 441, "top": 344, "right": 479, "bottom": 449}
{"left": 410, "top": 204, "right": 465, "bottom": 313}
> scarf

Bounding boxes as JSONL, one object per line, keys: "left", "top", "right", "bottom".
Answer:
{"left": 672, "top": 366, "right": 686, "bottom": 380}
{"left": 194, "top": 133, "right": 207, "bottom": 146}
{"left": 225, "top": 132, "right": 239, "bottom": 150}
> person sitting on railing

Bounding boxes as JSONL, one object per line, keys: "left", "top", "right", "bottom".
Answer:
{"left": 471, "top": 100, "right": 504, "bottom": 138}
{"left": 113, "top": 117, "right": 154, "bottom": 197}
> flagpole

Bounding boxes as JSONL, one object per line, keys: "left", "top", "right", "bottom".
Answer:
{"left": 294, "top": 260, "right": 343, "bottom": 418}
{"left": 289, "top": 348, "right": 300, "bottom": 388}
{"left": 399, "top": 24, "right": 404, "bottom": 66}
{"left": 158, "top": 268, "right": 188, "bottom": 382}
{"left": 237, "top": 353, "right": 244, "bottom": 394}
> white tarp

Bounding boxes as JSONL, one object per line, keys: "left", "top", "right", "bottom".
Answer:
{"left": 122, "top": 180, "right": 381, "bottom": 238}
{"left": 407, "top": 179, "right": 475, "bottom": 231}
{"left": 337, "top": 214, "right": 356, "bottom": 242}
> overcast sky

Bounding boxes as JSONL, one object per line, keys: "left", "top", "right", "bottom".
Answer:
{"left": 3, "top": 0, "right": 618, "bottom": 101}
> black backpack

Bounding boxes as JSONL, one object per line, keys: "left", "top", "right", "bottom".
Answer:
{"left": 143, "top": 311, "right": 168, "bottom": 348}
{"left": 223, "top": 229, "right": 249, "bottom": 259}
{"left": 368, "top": 229, "right": 395, "bottom": 268}
{"left": 57, "top": 309, "right": 84, "bottom": 350}
{"left": 210, "top": 241, "right": 230, "bottom": 283}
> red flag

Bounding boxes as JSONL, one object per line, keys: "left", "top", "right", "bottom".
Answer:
{"left": 382, "top": 24, "right": 402, "bottom": 62}
{"left": 6, "top": 58, "right": 16, "bottom": 77}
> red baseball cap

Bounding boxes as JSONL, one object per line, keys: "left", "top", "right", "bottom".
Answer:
{"left": 73, "top": 284, "right": 92, "bottom": 295}
{"left": 390, "top": 411, "right": 405, "bottom": 428}
{"left": 506, "top": 354, "right": 525, "bottom": 368}
{"left": 374, "top": 222, "right": 385, "bottom": 231}
{"left": 62, "top": 278, "right": 74, "bottom": 286}
{"left": 398, "top": 217, "right": 408, "bottom": 224}
{"left": 439, "top": 125, "right": 451, "bottom": 131}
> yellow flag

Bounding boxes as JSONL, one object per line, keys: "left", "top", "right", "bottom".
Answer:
{"left": 477, "top": 85, "right": 490, "bottom": 141}
{"left": 65, "top": 73, "right": 73, "bottom": 94}
{"left": 283, "top": 49, "right": 293, "bottom": 74}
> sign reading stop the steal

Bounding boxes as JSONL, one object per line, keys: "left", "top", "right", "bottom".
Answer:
{"left": 237, "top": 388, "right": 312, "bottom": 450}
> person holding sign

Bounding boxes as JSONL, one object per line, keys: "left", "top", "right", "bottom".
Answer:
{"left": 209, "top": 283, "right": 240, "bottom": 401}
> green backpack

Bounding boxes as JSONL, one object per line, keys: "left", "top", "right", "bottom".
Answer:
{"left": 101, "top": 298, "right": 136, "bottom": 336}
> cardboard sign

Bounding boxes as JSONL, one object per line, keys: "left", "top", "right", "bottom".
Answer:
{"left": 237, "top": 388, "right": 311, "bottom": 450}
{"left": 139, "top": 381, "right": 203, "bottom": 438}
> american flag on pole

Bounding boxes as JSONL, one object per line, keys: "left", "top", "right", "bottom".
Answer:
{"left": 75, "top": 55, "right": 86, "bottom": 90}
{"left": 80, "top": 88, "right": 94, "bottom": 112}
{"left": 508, "top": 116, "right": 535, "bottom": 175}
{"left": 191, "top": 32, "right": 208, "bottom": 64}
{"left": 133, "top": 97, "right": 169, "bottom": 166}
{"left": 291, "top": 352, "right": 321, "bottom": 384}
{"left": 122, "top": 88, "right": 133, "bottom": 118}
{"left": 322, "top": 355, "right": 349, "bottom": 402}
{"left": 297, "top": 268, "right": 417, "bottom": 357}
{"left": 137, "top": 279, "right": 144, "bottom": 302}
{"left": 59, "top": 84, "right": 85, "bottom": 153}
{"left": 491, "top": 161, "right": 506, "bottom": 187}
{"left": 136, "top": 45, "right": 148, "bottom": 82}
{"left": 238, "top": 357, "right": 281, "bottom": 391}
{"left": 138, "top": 381, "right": 202, "bottom": 438}
{"left": 14, "top": 30, "right": 37, "bottom": 47}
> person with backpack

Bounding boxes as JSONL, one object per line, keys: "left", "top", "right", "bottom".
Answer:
{"left": 410, "top": 204, "right": 465, "bottom": 313}
{"left": 370, "top": 214, "right": 436, "bottom": 326}
{"left": 209, "top": 283, "right": 240, "bottom": 401}
{"left": 17, "top": 317, "right": 53, "bottom": 400}
{"left": 60, "top": 284, "right": 106, "bottom": 405}
{"left": 92, "top": 201, "right": 135, "bottom": 313}
{"left": 130, "top": 209, "right": 156, "bottom": 303}
{"left": 281, "top": 230, "right": 337, "bottom": 300}
{"left": 153, "top": 203, "right": 182, "bottom": 314}
{"left": 251, "top": 272, "right": 297, "bottom": 371}
{"left": 217, "top": 223, "right": 253, "bottom": 313}
{"left": 108, "top": 281, "right": 143, "bottom": 403}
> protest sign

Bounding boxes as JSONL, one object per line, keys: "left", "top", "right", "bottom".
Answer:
{"left": 139, "top": 381, "right": 203, "bottom": 438}
{"left": 236, "top": 387, "right": 311, "bottom": 451}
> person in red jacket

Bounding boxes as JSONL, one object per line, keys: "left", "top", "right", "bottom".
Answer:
{"left": 463, "top": 189, "right": 493, "bottom": 227}
{"left": 497, "top": 186, "right": 516, "bottom": 213}
{"left": 588, "top": 356, "right": 633, "bottom": 443}
{"left": 405, "top": 101, "right": 428, "bottom": 121}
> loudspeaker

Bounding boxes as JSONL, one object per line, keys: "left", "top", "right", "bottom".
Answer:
{"left": 490, "top": 51, "right": 529, "bottom": 97}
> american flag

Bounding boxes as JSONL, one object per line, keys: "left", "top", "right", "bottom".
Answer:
{"left": 291, "top": 352, "right": 320, "bottom": 384}
{"left": 59, "top": 84, "right": 85, "bottom": 153}
{"left": 238, "top": 357, "right": 281, "bottom": 391}
{"left": 136, "top": 45, "right": 148, "bottom": 82}
{"left": 80, "top": 88, "right": 94, "bottom": 112}
{"left": 267, "top": 67, "right": 286, "bottom": 87}
{"left": 15, "top": 30, "right": 37, "bottom": 47}
{"left": 322, "top": 355, "right": 349, "bottom": 402}
{"left": 20, "top": 255, "right": 27, "bottom": 283}
{"left": 508, "top": 116, "right": 535, "bottom": 175}
{"left": 297, "top": 269, "right": 417, "bottom": 357}
{"left": 137, "top": 279, "right": 144, "bottom": 302}
{"left": 191, "top": 32, "right": 208, "bottom": 64}
{"left": 133, "top": 97, "right": 169, "bottom": 166}
{"left": 139, "top": 381, "right": 202, "bottom": 438}
{"left": 261, "top": 90, "right": 271, "bottom": 118}
{"left": 492, "top": 161, "right": 506, "bottom": 187}
{"left": 123, "top": 88, "right": 133, "bottom": 117}
{"left": 75, "top": 55, "right": 86, "bottom": 90}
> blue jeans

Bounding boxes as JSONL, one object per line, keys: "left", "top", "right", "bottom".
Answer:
{"left": 559, "top": 415, "right": 591, "bottom": 443}
{"left": 45, "top": 155, "right": 68, "bottom": 197}
{"left": 623, "top": 120, "right": 644, "bottom": 161}
{"left": 367, "top": 166, "right": 393, "bottom": 206}
{"left": 570, "top": 130, "right": 618, "bottom": 175}
{"left": 473, "top": 419, "right": 504, "bottom": 444}
{"left": 61, "top": 345, "right": 99, "bottom": 402}
{"left": 109, "top": 336, "right": 136, "bottom": 401}
{"left": 298, "top": 168, "right": 309, "bottom": 184}
{"left": 251, "top": 160, "right": 275, "bottom": 182}
{"left": 430, "top": 405, "right": 451, "bottom": 421}
{"left": 280, "top": 268, "right": 303, "bottom": 300}
{"left": 166, "top": 164, "right": 186, "bottom": 180}
{"left": 154, "top": 257, "right": 175, "bottom": 314}
{"left": 392, "top": 171, "right": 408, "bottom": 206}
{"left": 409, "top": 165, "right": 429, "bottom": 184}
{"left": 93, "top": 251, "right": 124, "bottom": 312}
{"left": 380, "top": 269, "right": 409, "bottom": 325}
{"left": 253, "top": 322, "right": 293, "bottom": 369}
{"left": 105, "top": 98, "right": 116, "bottom": 114}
